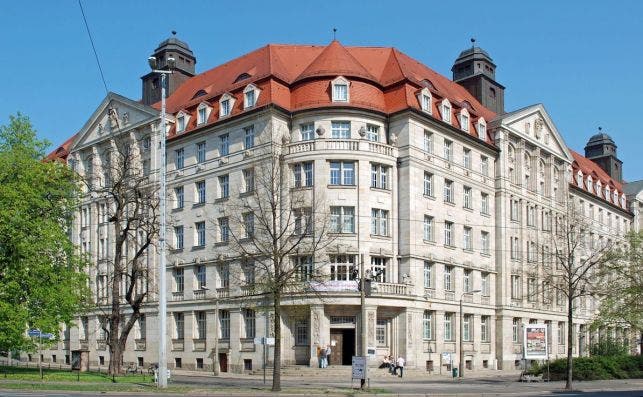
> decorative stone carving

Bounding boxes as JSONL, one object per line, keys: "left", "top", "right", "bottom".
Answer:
{"left": 269, "top": 313, "right": 275, "bottom": 337}
{"left": 524, "top": 122, "right": 531, "bottom": 135}
{"left": 315, "top": 126, "right": 325, "bottom": 137}
{"left": 358, "top": 126, "right": 367, "bottom": 138}
{"left": 367, "top": 312, "right": 375, "bottom": 343}
{"left": 389, "top": 133, "right": 398, "bottom": 145}
{"left": 281, "top": 133, "right": 291, "bottom": 145}
{"left": 407, "top": 313, "right": 413, "bottom": 346}
{"left": 312, "top": 311, "right": 320, "bottom": 344}
{"left": 122, "top": 112, "right": 129, "bottom": 125}
{"left": 97, "top": 123, "right": 103, "bottom": 134}
{"left": 108, "top": 108, "right": 119, "bottom": 128}
{"left": 534, "top": 118, "right": 544, "bottom": 138}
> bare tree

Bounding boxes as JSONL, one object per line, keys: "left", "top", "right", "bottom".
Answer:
{"left": 221, "top": 139, "right": 333, "bottom": 391}
{"left": 533, "top": 201, "right": 616, "bottom": 389}
{"left": 86, "top": 128, "right": 158, "bottom": 375}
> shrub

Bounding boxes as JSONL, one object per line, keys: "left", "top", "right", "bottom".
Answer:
{"left": 590, "top": 337, "right": 629, "bottom": 357}
{"left": 525, "top": 355, "right": 643, "bottom": 381}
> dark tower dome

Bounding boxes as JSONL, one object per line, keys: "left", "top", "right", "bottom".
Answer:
{"left": 584, "top": 128, "right": 623, "bottom": 183}
{"left": 451, "top": 39, "right": 505, "bottom": 114}
{"left": 141, "top": 32, "right": 197, "bottom": 106}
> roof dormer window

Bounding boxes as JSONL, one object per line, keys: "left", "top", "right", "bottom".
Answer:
{"left": 441, "top": 99, "right": 451, "bottom": 124}
{"left": 604, "top": 186, "right": 610, "bottom": 202}
{"left": 219, "top": 93, "right": 235, "bottom": 119}
{"left": 331, "top": 76, "right": 349, "bottom": 102}
{"left": 459, "top": 109, "right": 470, "bottom": 132}
{"left": 197, "top": 102, "right": 211, "bottom": 125}
{"left": 176, "top": 111, "right": 189, "bottom": 133}
{"left": 243, "top": 83, "right": 260, "bottom": 109}
{"left": 585, "top": 176, "right": 593, "bottom": 192}
{"left": 417, "top": 88, "right": 432, "bottom": 113}
{"left": 576, "top": 171, "right": 583, "bottom": 187}
{"left": 596, "top": 181, "right": 602, "bottom": 196}
{"left": 476, "top": 118, "right": 487, "bottom": 140}
{"left": 613, "top": 191, "right": 618, "bottom": 203}
{"left": 620, "top": 194, "right": 626, "bottom": 208}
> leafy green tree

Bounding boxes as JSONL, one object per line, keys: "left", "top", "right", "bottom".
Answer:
{"left": 0, "top": 113, "right": 88, "bottom": 353}
{"left": 593, "top": 231, "right": 643, "bottom": 354}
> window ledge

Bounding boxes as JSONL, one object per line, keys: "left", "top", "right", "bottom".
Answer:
{"left": 423, "top": 239, "right": 436, "bottom": 245}
{"left": 462, "top": 249, "right": 474, "bottom": 254}
{"left": 463, "top": 207, "right": 473, "bottom": 212}
{"left": 481, "top": 212, "right": 490, "bottom": 217}
{"left": 444, "top": 201, "right": 455, "bottom": 206}
{"left": 370, "top": 187, "right": 391, "bottom": 193}
{"left": 423, "top": 194, "right": 436, "bottom": 200}
{"left": 239, "top": 191, "right": 254, "bottom": 198}
{"left": 327, "top": 184, "right": 357, "bottom": 189}
{"left": 369, "top": 234, "right": 391, "bottom": 240}
{"left": 214, "top": 241, "right": 229, "bottom": 247}
{"left": 291, "top": 185, "right": 314, "bottom": 191}
{"left": 171, "top": 207, "right": 184, "bottom": 212}
{"left": 215, "top": 197, "right": 229, "bottom": 203}
{"left": 480, "top": 252, "right": 491, "bottom": 258}
{"left": 328, "top": 232, "right": 357, "bottom": 237}
{"left": 192, "top": 245, "right": 206, "bottom": 251}
{"left": 444, "top": 245, "right": 456, "bottom": 250}
{"left": 170, "top": 248, "right": 184, "bottom": 253}
{"left": 192, "top": 202, "right": 206, "bottom": 208}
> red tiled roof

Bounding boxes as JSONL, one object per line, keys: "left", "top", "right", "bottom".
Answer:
{"left": 163, "top": 41, "right": 496, "bottom": 143}
{"left": 45, "top": 133, "right": 77, "bottom": 162}
{"left": 570, "top": 149, "right": 626, "bottom": 208}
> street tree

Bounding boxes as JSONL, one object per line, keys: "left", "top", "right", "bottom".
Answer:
{"left": 222, "top": 137, "right": 333, "bottom": 391}
{"left": 87, "top": 128, "right": 159, "bottom": 375}
{"left": 592, "top": 231, "right": 643, "bottom": 354}
{"left": 531, "top": 201, "right": 616, "bottom": 390}
{"left": 0, "top": 113, "right": 88, "bottom": 353}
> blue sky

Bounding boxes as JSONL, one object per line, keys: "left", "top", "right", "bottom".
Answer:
{"left": 1, "top": 0, "right": 641, "bottom": 181}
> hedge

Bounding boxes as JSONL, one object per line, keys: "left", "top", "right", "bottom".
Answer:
{"left": 527, "top": 355, "right": 643, "bottom": 381}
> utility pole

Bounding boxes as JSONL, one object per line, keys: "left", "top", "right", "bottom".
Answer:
{"left": 213, "top": 296, "right": 219, "bottom": 375}
{"left": 359, "top": 253, "right": 366, "bottom": 390}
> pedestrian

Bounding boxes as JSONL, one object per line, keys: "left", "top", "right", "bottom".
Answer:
{"left": 316, "top": 344, "right": 323, "bottom": 368}
{"left": 389, "top": 355, "right": 395, "bottom": 374}
{"left": 396, "top": 356, "right": 405, "bottom": 378}
{"left": 325, "top": 344, "right": 332, "bottom": 367}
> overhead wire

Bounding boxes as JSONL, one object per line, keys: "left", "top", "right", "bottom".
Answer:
{"left": 78, "top": 0, "right": 109, "bottom": 95}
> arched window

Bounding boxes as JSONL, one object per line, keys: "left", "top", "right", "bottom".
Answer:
{"left": 476, "top": 117, "right": 487, "bottom": 140}
{"left": 440, "top": 99, "right": 452, "bottom": 123}
{"left": 576, "top": 171, "right": 583, "bottom": 187}
{"left": 459, "top": 108, "right": 470, "bottom": 132}
{"left": 417, "top": 87, "right": 432, "bottom": 113}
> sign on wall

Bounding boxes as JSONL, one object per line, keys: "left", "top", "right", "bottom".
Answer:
{"left": 523, "top": 324, "right": 548, "bottom": 360}
{"left": 351, "top": 356, "right": 367, "bottom": 380}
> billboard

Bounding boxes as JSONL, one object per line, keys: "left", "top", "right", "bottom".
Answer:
{"left": 523, "top": 324, "right": 548, "bottom": 360}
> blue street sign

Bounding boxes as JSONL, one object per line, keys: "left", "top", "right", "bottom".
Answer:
{"left": 28, "top": 329, "right": 41, "bottom": 338}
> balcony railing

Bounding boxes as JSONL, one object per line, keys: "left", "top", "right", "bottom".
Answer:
{"left": 171, "top": 291, "right": 184, "bottom": 301}
{"left": 287, "top": 139, "right": 395, "bottom": 157}
{"left": 216, "top": 288, "right": 230, "bottom": 299}
{"left": 193, "top": 289, "right": 206, "bottom": 300}
{"left": 370, "top": 282, "right": 409, "bottom": 296}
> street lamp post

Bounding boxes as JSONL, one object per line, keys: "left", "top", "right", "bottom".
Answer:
{"left": 459, "top": 289, "right": 481, "bottom": 378}
{"left": 148, "top": 55, "right": 174, "bottom": 389}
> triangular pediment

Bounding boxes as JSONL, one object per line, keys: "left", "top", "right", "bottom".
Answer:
{"left": 70, "top": 92, "right": 158, "bottom": 151}
{"left": 495, "top": 104, "right": 573, "bottom": 163}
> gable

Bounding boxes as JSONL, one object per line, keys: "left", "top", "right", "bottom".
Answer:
{"left": 497, "top": 104, "right": 573, "bottom": 163}
{"left": 70, "top": 92, "right": 159, "bottom": 151}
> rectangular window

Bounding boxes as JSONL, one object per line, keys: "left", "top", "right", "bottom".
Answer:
{"left": 444, "top": 179, "right": 454, "bottom": 203}
{"left": 175, "top": 148, "right": 184, "bottom": 169}
{"left": 461, "top": 114, "right": 470, "bottom": 132}
{"left": 481, "top": 316, "right": 490, "bottom": 342}
{"left": 370, "top": 164, "right": 389, "bottom": 189}
{"left": 423, "top": 261, "right": 433, "bottom": 288}
{"left": 512, "top": 318, "right": 520, "bottom": 343}
{"left": 331, "top": 121, "right": 350, "bottom": 138}
{"left": 423, "top": 310, "right": 433, "bottom": 340}
{"left": 174, "top": 226, "right": 184, "bottom": 249}
{"left": 370, "top": 257, "right": 387, "bottom": 282}
{"left": 481, "top": 231, "right": 490, "bottom": 255}
{"left": 444, "top": 265, "right": 453, "bottom": 291}
{"left": 423, "top": 130, "right": 433, "bottom": 153}
{"left": 300, "top": 123, "right": 314, "bottom": 141}
{"left": 174, "top": 268, "right": 184, "bottom": 293}
{"left": 510, "top": 237, "right": 520, "bottom": 259}
{"left": 444, "top": 313, "right": 454, "bottom": 341}
{"left": 243, "top": 168, "right": 254, "bottom": 193}
{"left": 196, "top": 141, "right": 206, "bottom": 163}
{"left": 370, "top": 208, "right": 389, "bottom": 236}
{"left": 195, "top": 265, "right": 206, "bottom": 289}
{"left": 219, "top": 264, "right": 230, "bottom": 288}
{"left": 220, "top": 99, "right": 230, "bottom": 117}
{"left": 376, "top": 319, "right": 387, "bottom": 346}
{"left": 330, "top": 206, "right": 355, "bottom": 233}
{"left": 196, "top": 180, "right": 206, "bottom": 204}
{"left": 195, "top": 221, "right": 206, "bottom": 247}
{"left": 177, "top": 116, "right": 185, "bottom": 132}
{"left": 295, "top": 319, "right": 309, "bottom": 346}
{"left": 293, "top": 162, "right": 314, "bottom": 187}
{"left": 481, "top": 193, "right": 490, "bottom": 214}
{"left": 511, "top": 275, "right": 521, "bottom": 299}
{"left": 332, "top": 84, "right": 348, "bottom": 101}
{"left": 218, "top": 175, "right": 229, "bottom": 198}
{"left": 329, "top": 255, "right": 357, "bottom": 281}
{"left": 527, "top": 206, "right": 536, "bottom": 226}
{"left": 527, "top": 278, "right": 537, "bottom": 302}
{"left": 243, "top": 212, "right": 254, "bottom": 238}
{"left": 136, "top": 314, "right": 146, "bottom": 340}
{"left": 174, "top": 186, "right": 184, "bottom": 209}
{"left": 243, "top": 309, "right": 256, "bottom": 338}
{"left": 244, "top": 125, "right": 254, "bottom": 149}
{"left": 293, "top": 207, "right": 312, "bottom": 236}
{"left": 196, "top": 311, "right": 206, "bottom": 339}
{"left": 174, "top": 312, "right": 184, "bottom": 340}
{"left": 463, "top": 186, "right": 472, "bottom": 209}
{"left": 463, "top": 314, "right": 472, "bottom": 341}
{"left": 366, "top": 124, "right": 379, "bottom": 142}
{"left": 219, "top": 134, "right": 229, "bottom": 156}
{"left": 423, "top": 215, "right": 434, "bottom": 241}
{"left": 329, "top": 161, "right": 355, "bottom": 185}
{"left": 444, "top": 221, "right": 454, "bottom": 247}
{"left": 443, "top": 140, "right": 453, "bottom": 161}
{"left": 421, "top": 94, "right": 431, "bottom": 111}
{"left": 218, "top": 217, "right": 229, "bottom": 243}
{"left": 481, "top": 272, "right": 490, "bottom": 296}
{"left": 245, "top": 90, "right": 256, "bottom": 108}
{"left": 463, "top": 269, "right": 471, "bottom": 292}
{"left": 481, "top": 156, "right": 489, "bottom": 176}
{"left": 463, "top": 148, "right": 471, "bottom": 169}
{"left": 219, "top": 310, "right": 230, "bottom": 339}
{"left": 510, "top": 200, "right": 520, "bottom": 222}
{"left": 294, "top": 256, "right": 314, "bottom": 281}
{"left": 423, "top": 172, "right": 433, "bottom": 196}
{"left": 463, "top": 227, "right": 472, "bottom": 251}
{"left": 558, "top": 322, "right": 565, "bottom": 345}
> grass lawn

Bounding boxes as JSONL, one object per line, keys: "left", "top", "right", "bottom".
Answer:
{"left": 0, "top": 365, "right": 151, "bottom": 383}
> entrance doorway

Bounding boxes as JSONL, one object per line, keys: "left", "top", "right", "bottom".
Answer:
{"left": 329, "top": 329, "right": 355, "bottom": 365}
{"left": 218, "top": 353, "right": 228, "bottom": 372}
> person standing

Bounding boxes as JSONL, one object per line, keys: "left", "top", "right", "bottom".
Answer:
{"left": 325, "top": 344, "right": 332, "bottom": 368}
{"left": 396, "top": 356, "right": 405, "bottom": 378}
{"left": 316, "top": 344, "right": 323, "bottom": 368}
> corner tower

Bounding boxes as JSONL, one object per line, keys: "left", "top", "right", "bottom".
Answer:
{"left": 452, "top": 40, "right": 505, "bottom": 114}
{"left": 584, "top": 128, "right": 623, "bottom": 183}
{"left": 141, "top": 32, "right": 196, "bottom": 106}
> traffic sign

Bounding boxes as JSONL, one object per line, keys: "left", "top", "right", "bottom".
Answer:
{"left": 27, "top": 329, "right": 55, "bottom": 339}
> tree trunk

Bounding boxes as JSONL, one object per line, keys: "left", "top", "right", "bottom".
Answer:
{"left": 565, "top": 295, "right": 574, "bottom": 390}
{"left": 108, "top": 334, "right": 123, "bottom": 375}
{"left": 271, "top": 293, "right": 282, "bottom": 392}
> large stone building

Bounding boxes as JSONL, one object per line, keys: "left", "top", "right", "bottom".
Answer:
{"left": 43, "top": 35, "right": 634, "bottom": 373}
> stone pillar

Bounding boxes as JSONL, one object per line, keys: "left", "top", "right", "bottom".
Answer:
{"left": 229, "top": 308, "right": 242, "bottom": 373}
{"left": 309, "top": 305, "right": 326, "bottom": 367}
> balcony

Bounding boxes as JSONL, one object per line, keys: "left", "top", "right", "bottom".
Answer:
{"left": 171, "top": 291, "right": 184, "bottom": 301}
{"left": 287, "top": 139, "right": 395, "bottom": 158}
{"left": 193, "top": 289, "right": 206, "bottom": 300}
{"left": 370, "top": 282, "right": 410, "bottom": 296}
{"left": 216, "top": 288, "right": 230, "bottom": 299}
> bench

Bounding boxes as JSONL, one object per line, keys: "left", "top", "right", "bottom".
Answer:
{"left": 520, "top": 373, "right": 544, "bottom": 382}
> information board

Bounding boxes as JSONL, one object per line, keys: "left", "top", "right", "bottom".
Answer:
{"left": 351, "top": 356, "right": 367, "bottom": 380}
{"left": 524, "top": 324, "right": 548, "bottom": 360}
